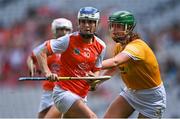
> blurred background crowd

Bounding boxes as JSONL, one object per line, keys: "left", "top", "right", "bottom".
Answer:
{"left": 0, "top": 0, "right": 180, "bottom": 118}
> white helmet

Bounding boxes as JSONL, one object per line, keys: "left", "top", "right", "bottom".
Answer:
{"left": 78, "top": 7, "right": 100, "bottom": 38}
{"left": 51, "top": 18, "right": 73, "bottom": 37}
{"left": 78, "top": 6, "right": 100, "bottom": 26}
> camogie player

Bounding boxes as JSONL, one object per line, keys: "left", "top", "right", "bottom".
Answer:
{"left": 34, "top": 6, "right": 106, "bottom": 118}
{"left": 102, "top": 11, "right": 166, "bottom": 118}
{"left": 27, "top": 18, "right": 73, "bottom": 118}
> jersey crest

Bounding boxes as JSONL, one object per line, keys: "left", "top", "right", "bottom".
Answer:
{"left": 74, "top": 48, "right": 80, "bottom": 55}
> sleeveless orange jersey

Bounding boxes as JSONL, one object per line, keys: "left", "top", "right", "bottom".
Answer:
{"left": 32, "top": 48, "right": 61, "bottom": 91}
{"left": 114, "top": 39, "right": 162, "bottom": 90}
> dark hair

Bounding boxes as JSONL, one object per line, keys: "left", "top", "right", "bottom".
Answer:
{"left": 130, "top": 32, "right": 141, "bottom": 41}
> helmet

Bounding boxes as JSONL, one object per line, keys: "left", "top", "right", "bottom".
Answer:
{"left": 51, "top": 18, "right": 73, "bottom": 37}
{"left": 77, "top": 6, "right": 100, "bottom": 38}
{"left": 109, "top": 11, "right": 135, "bottom": 32}
{"left": 108, "top": 11, "right": 136, "bottom": 44}
{"left": 78, "top": 6, "right": 100, "bottom": 22}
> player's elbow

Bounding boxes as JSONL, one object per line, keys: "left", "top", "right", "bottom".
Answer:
{"left": 113, "top": 60, "right": 120, "bottom": 67}
{"left": 111, "top": 57, "right": 120, "bottom": 67}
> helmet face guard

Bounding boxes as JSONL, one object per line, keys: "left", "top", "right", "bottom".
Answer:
{"left": 78, "top": 7, "right": 100, "bottom": 38}
{"left": 108, "top": 11, "right": 136, "bottom": 43}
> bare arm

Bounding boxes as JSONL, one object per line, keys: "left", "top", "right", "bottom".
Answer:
{"left": 35, "top": 46, "right": 58, "bottom": 80}
{"left": 87, "top": 71, "right": 100, "bottom": 77}
{"left": 35, "top": 47, "right": 51, "bottom": 76}
{"left": 102, "top": 52, "right": 131, "bottom": 69}
{"left": 87, "top": 70, "right": 101, "bottom": 91}
{"left": 27, "top": 55, "right": 35, "bottom": 76}
{"left": 101, "top": 67, "right": 118, "bottom": 76}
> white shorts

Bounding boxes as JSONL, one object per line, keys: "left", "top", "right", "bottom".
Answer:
{"left": 53, "top": 85, "right": 87, "bottom": 113}
{"left": 120, "top": 84, "right": 166, "bottom": 118}
{"left": 38, "top": 90, "right": 54, "bottom": 113}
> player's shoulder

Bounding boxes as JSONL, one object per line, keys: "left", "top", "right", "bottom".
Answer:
{"left": 65, "top": 31, "right": 79, "bottom": 40}
{"left": 54, "top": 33, "right": 74, "bottom": 44}
{"left": 68, "top": 31, "right": 79, "bottom": 38}
{"left": 126, "top": 39, "right": 147, "bottom": 49}
{"left": 94, "top": 35, "right": 106, "bottom": 48}
{"left": 130, "top": 39, "right": 147, "bottom": 45}
{"left": 56, "top": 34, "right": 70, "bottom": 40}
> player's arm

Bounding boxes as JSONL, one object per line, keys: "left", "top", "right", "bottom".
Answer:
{"left": 34, "top": 42, "right": 58, "bottom": 81}
{"left": 102, "top": 52, "right": 131, "bottom": 69}
{"left": 101, "top": 67, "right": 118, "bottom": 76}
{"left": 36, "top": 47, "right": 50, "bottom": 75}
{"left": 35, "top": 36, "right": 69, "bottom": 80}
{"left": 27, "top": 54, "right": 35, "bottom": 77}
{"left": 88, "top": 45, "right": 107, "bottom": 91}
{"left": 88, "top": 70, "right": 101, "bottom": 91}
{"left": 86, "top": 70, "right": 100, "bottom": 77}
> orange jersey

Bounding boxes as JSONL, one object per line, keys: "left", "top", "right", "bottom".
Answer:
{"left": 43, "top": 54, "right": 61, "bottom": 90}
{"left": 46, "top": 32, "right": 106, "bottom": 98}
{"left": 32, "top": 44, "right": 61, "bottom": 91}
{"left": 114, "top": 39, "right": 162, "bottom": 90}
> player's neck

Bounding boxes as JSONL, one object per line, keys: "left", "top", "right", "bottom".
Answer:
{"left": 82, "top": 37, "right": 94, "bottom": 44}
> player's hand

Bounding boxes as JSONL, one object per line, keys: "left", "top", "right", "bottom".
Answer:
{"left": 27, "top": 60, "right": 36, "bottom": 77}
{"left": 85, "top": 73, "right": 95, "bottom": 85}
{"left": 86, "top": 78, "right": 100, "bottom": 91}
{"left": 85, "top": 71, "right": 99, "bottom": 91}
{"left": 28, "top": 63, "right": 42, "bottom": 76}
{"left": 85, "top": 71, "right": 97, "bottom": 84}
{"left": 27, "top": 56, "right": 42, "bottom": 76}
{"left": 86, "top": 71, "right": 97, "bottom": 77}
{"left": 89, "top": 80, "right": 102, "bottom": 91}
{"left": 45, "top": 73, "right": 58, "bottom": 82}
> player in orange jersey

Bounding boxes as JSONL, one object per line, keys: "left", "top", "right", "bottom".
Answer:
{"left": 27, "top": 18, "right": 73, "bottom": 118}
{"left": 34, "top": 6, "right": 106, "bottom": 118}
{"left": 102, "top": 11, "right": 166, "bottom": 118}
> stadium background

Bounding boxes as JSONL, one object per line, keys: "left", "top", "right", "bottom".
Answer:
{"left": 0, "top": 0, "right": 180, "bottom": 118}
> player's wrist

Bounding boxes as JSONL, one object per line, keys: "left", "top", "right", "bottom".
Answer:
{"left": 43, "top": 70, "right": 52, "bottom": 77}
